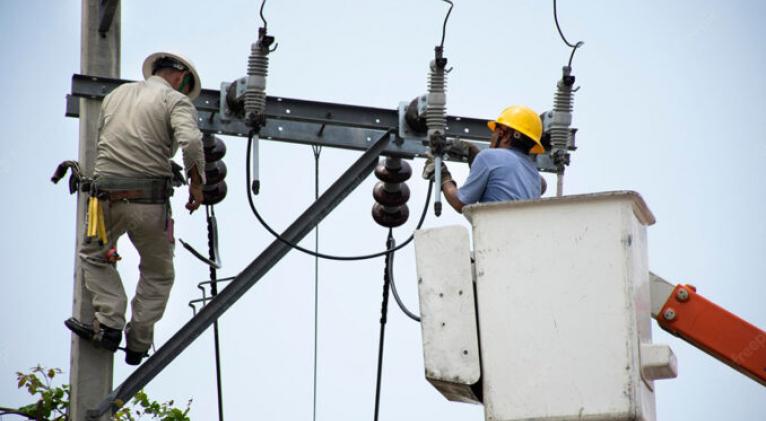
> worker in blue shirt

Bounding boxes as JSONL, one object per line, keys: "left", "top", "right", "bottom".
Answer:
{"left": 424, "top": 105, "right": 546, "bottom": 213}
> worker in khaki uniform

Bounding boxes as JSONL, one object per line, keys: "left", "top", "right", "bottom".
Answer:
{"left": 424, "top": 105, "right": 546, "bottom": 212}
{"left": 65, "top": 52, "right": 206, "bottom": 366}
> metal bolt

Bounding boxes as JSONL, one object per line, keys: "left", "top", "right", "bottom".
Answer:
{"left": 676, "top": 288, "right": 690, "bottom": 302}
{"left": 663, "top": 308, "right": 677, "bottom": 321}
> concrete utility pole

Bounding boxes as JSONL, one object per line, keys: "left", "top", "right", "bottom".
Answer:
{"left": 69, "top": 1, "right": 120, "bottom": 420}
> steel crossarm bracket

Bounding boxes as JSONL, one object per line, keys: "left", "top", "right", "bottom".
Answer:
{"left": 66, "top": 73, "right": 562, "bottom": 171}
{"left": 67, "top": 74, "right": 489, "bottom": 138}
{"left": 86, "top": 133, "right": 392, "bottom": 419}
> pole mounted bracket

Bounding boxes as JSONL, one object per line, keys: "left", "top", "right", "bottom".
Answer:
{"left": 98, "top": 0, "right": 119, "bottom": 36}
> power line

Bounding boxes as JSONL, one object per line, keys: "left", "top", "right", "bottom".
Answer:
{"left": 553, "top": 0, "right": 584, "bottom": 67}
{"left": 245, "top": 131, "right": 432, "bottom": 261}
{"left": 311, "top": 144, "right": 321, "bottom": 421}
{"left": 438, "top": 0, "right": 454, "bottom": 49}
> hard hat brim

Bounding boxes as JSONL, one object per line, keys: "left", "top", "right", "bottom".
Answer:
{"left": 142, "top": 52, "right": 202, "bottom": 101}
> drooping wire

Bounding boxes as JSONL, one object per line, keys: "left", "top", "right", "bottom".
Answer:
{"left": 259, "top": 0, "right": 268, "bottom": 30}
{"left": 311, "top": 144, "right": 321, "bottom": 421}
{"left": 553, "top": 0, "right": 584, "bottom": 67}
{"left": 438, "top": 0, "right": 454, "bottom": 49}
{"left": 245, "top": 131, "right": 433, "bottom": 261}
{"left": 388, "top": 247, "right": 421, "bottom": 322}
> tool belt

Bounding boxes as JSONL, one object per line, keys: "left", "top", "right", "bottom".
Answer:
{"left": 92, "top": 178, "right": 173, "bottom": 204}
{"left": 84, "top": 178, "right": 174, "bottom": 245}
{"left": 51, "top": 160, "right": 186, "bottom": 196}
{"left": 52, "top": 162, "right": 179, "bottom": 246}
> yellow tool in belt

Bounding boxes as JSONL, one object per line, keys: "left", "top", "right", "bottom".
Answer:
{"left": 86, "top": 196, "right": 108, "bottom": 245}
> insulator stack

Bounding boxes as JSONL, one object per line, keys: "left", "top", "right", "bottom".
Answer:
{"left": 245, "top": 28, "right": 275, "bottom": 195}
{"left": 245, "top": 35, "right": 271, "bottom": 125}
{"left": 426, "top": 64, "right": 447, "bottom": 135}
{"left": 372, "top": 157, "right": 412, "bottom": 228}
{"left": 550, "top": 66, "right": 576, "bottom": 151}
{"left": 202, "top": 134, "right": 228, "bottom": 205}
{"left": 425, "top": 48, "right": 449, "bottom": 217}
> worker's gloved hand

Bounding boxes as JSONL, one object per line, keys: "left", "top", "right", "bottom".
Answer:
{"left": 186, "top": 183, "right": 203, "bottom": 213}
{"left": 422, "top": 156, "right": 453, "bottom": 185}
{"left": 445, "top": 139, "right": 480, "bottom": 165}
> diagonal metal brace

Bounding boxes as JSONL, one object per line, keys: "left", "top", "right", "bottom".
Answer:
{"left": 87, "top": 132, "right": 393, "bottom": 419}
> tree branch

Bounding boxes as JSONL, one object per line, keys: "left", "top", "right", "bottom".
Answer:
{"left": 0, "top": 406, "right": 36, "bottom": 419}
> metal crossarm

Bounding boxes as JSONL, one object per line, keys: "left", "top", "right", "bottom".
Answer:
{"left": 87, "top": 133, "right": 392, "bottom": 419}
{"left": 66, "top": 74, "right": 566, "bottom": 172}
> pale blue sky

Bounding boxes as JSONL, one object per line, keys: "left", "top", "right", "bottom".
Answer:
{"left": 1, "top": 1, "right": 765, "bottom": 420}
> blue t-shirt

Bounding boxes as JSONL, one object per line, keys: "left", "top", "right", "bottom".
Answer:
{"left": 457, "top": 148, "right": 541, "bottom": 205}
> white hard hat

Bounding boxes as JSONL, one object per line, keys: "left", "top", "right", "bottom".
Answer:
{"left": 142, "top": 52, "right": 202, "bottom": 101}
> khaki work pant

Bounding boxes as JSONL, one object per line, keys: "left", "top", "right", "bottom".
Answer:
{"left": 79, "top": 200, "right": 174, "bottom": 353}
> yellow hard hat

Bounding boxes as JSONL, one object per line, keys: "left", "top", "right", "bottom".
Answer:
{"left": 487, "top": 105, "right": 545, "bottom": 154}
{"left": 142, "top": 52, "right": 202, "bottom": 101}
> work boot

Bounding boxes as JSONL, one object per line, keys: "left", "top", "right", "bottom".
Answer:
{"left": 64, "top": 317, "right": 122, "bottom": 352}
{"left": 125, "top": 349, "right": 148, "bottom": 366}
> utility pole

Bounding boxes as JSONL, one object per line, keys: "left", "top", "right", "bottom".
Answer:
{"left": 69, "top": 1, "right": 120, "bottom": 420}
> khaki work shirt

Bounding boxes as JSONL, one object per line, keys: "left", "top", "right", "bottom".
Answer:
{"left": 94, "top": 75, "right": 206, "bottom": 184}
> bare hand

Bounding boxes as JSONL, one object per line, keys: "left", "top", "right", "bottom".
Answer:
{"left": 186, "top": 183, "right": 203, "bottom": 213}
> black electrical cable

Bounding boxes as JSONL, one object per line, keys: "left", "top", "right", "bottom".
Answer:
{"left": 439, "top": 0, "right": 454, "bottom": 49}
{"left": 245, "top": 131, "right": 433, "bottom": 261}
{"left": 259, "top": 0, "right": 268, "bottom": 30}
{"left": 206, "top": 206, "right": 225, "bottom": 421}
{"left": 553, "top": 0, "right": 584, "bottom": 67}
{"left": 387, "top": 246, "right": 421, "bottom": 322}
{"left": 373, "top": 229, "right": 396, "bottom": 421}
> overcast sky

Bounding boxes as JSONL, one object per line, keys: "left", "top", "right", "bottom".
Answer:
{"left": 1, "top": 1, "right": 765, "bottom": 420}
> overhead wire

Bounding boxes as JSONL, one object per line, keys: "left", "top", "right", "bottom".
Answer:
{"left": 259, "top": 0, "right": 268, "bottom": 30}
{"left": 311, "top": 145, "right": 321, "bottom": 421}
{"left": 438, "top": 0, "right": 454, "bottom": 49}
{"left": 245, "top": 132, "right": 433, "bottom": 261}
{"left": 553, "top": 0, "right": 584, "bottom": 67}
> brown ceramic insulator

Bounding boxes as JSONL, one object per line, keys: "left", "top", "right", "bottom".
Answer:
{"left": 371, "top": 203, "right": 410, "bottom": 228}
{"left": 372, "top": 181, "right": 411, "bottom": 207}
{"left": 374, "top": 159, "right": 412, "bottom": 183}
{"left": 203, "top": 136, "right": 227, "bottom": 161}
{"left": 202, "top": 181, "right": 228, "bottom": 205}
{"left": 204, "top": 160, "right": 227, "bottom": 184}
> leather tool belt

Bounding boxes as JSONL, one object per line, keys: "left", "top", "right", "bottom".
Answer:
{"left": 93, "top": 178, "right": 173, "bottom": 204}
